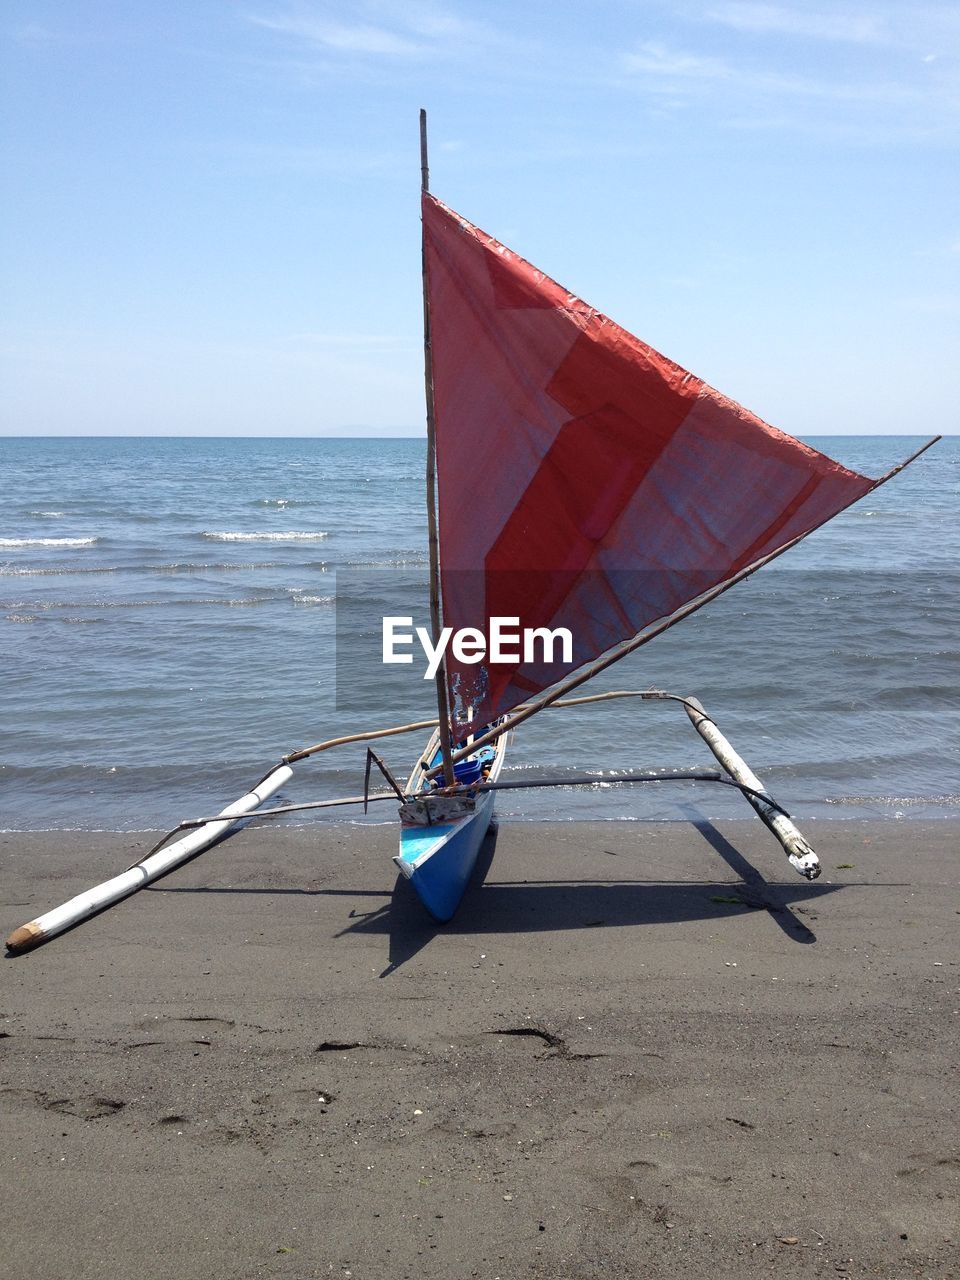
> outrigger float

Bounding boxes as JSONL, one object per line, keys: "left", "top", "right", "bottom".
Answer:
{"left": 6, "top": 114, "right": 937, "bottom": 954}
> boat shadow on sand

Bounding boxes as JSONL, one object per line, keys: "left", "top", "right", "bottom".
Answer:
{"left": 116, "top": 814, "right": 849, "bottom": 976}
{"left": 344, "top": 816, "right": 847, "bottom": 975}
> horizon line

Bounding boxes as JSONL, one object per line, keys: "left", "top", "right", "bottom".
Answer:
{"left": 2, "top": 431, "right": 952, "bottom": 440}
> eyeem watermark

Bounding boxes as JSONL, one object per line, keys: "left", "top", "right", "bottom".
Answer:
{"left": 383, "top": 616, "right": 573, "bottom": 680}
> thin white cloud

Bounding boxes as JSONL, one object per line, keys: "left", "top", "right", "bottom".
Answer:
{"left": 10, "top": 21, "right": 102, "bottom": 48}
{"left": 900, "top": 295, "right": 960, "bottom": 317}
{"left": 249, "top": 15, "right": 424, "bottom": 56}
{"left": 247, "top": 1, "right": 495, "bottom": 62}
{"left": 700, "top": 0, "right": 960, "bottom": 58}
{"left": 623, "top": 41, "right": 731, "bottom": 80}
{"left": 371, "top": 0, "right": 483, "bottom": 42}
{"left": 12, "top": 23, "right": 61, "bottom": 44}
{"left": 621, "top": 38, "right": 948, "bottom": 118}
{"left": 704, "top": 3, "right": 885, "bottom": 44}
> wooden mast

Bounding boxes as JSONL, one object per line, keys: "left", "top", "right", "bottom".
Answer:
{"left": 420, "top": 108, "right": 456, "bottom": 786}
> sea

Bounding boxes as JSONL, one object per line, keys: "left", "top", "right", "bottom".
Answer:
{"left": 1, "top": 435, "right": 956, "bottom": 832}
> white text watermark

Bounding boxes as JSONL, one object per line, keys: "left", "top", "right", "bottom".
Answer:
{"left": 382, "top": 616, "right": 573, "bottom": 680}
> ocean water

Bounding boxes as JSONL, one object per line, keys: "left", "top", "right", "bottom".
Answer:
{"left": 0, "top": 434, "right": 956, "bottom": 831}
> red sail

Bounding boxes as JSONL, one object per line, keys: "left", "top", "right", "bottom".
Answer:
{"left": 422, "top": 192, "right": 875, "bottom": 735}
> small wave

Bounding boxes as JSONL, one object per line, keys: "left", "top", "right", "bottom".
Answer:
{"left": 153, "top": 560, "right": 283, "bottom": 573}
{"left": 0, "top": 536, "right": 98, "bottom": 548}
{"left": 346, "top": 556, "right": 428, "bottom": 568}
{"left": 4, "top": 613, "right": 38, "bottom": 623}
{"left": 201, "top": 530, "right": 329, "bottom": 542}
{"left": 255, "top": 498, "right": 308, "bottom": 508}
{"left": 825, "top": 794, "right": 960, "bottom": 809}
{"left": 0, "top": 560, "right": 291, "bottom": 578}
{"left": 29, "top": 511, "right": 65, "bottom": 518}
{"left": 291, "top": 593, "right": 335, "bottom": 606}
{"left": 0, "top": 565, "right": 120, "bottom": 577}
{"left": 1, "top": 597, "right": 283, "bottom": 612}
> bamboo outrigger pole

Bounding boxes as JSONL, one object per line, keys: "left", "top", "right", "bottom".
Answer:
{"left": 420, "top": 108, "right": 456, "bottom": 786}
{"left": 5, "top": 763, "right": 293, "bottom": 954}
{"left": 680, "top": 695, "right": 820, "bottom": 878}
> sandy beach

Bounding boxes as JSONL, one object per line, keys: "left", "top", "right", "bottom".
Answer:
{"left": 2, "top": 819, "right": 957, "bottom": 1278}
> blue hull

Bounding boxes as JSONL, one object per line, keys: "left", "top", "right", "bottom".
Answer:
{"left": 395, "top": 791, "right": 495, "bottom": 922}
{"left": 396, "top": 724, "right": 507, "bottom": 921}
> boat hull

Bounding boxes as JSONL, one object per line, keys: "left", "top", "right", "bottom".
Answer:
{"left": 394, "top": 792, "right": 496, "bottom": 922}
{"left": 394, "top": 726, "right": 507, "bottom": 922}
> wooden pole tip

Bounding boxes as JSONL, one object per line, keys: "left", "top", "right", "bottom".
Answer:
{"left": 6, "top": 922, "right": 43, "bottom": 954}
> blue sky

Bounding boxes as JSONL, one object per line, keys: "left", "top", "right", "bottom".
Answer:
{"left": 2, "top": 0, "right": 957, "bottom": 436}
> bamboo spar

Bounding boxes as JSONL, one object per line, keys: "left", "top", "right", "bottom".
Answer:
{"left": 681, "top": 697, "right": 820, "bottom": 879}
{"left": 420, "top": 108, "right": 456, "bottom": 786}
{"left": 5, "top": 764, "right": 293, "bottom": 954}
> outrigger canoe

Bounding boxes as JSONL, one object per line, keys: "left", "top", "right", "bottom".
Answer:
{"left": 4, "top": 112, "right": 939, "bottom": 953}
{"left": 394, "top": 725, "right": 508, "bottom": 922}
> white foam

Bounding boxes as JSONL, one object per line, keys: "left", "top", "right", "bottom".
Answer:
{"left": 0, "top": 536, "right": 98, "bottom": 548}
{"left": 30, "top": 511, "right": 65, "bottom": 518}
{"left": 201, "top": 530, "right": 329, "bottom": 542}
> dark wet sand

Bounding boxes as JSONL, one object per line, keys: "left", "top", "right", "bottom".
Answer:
{"left": 2, "top": 820, "right": 958, "bottom": 1279}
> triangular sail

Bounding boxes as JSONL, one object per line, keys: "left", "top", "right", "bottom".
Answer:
{"left": 422, "top": 192, "right": 878, "bottom": 736}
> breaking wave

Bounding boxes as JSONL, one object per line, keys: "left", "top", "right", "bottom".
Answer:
{"left": 0, "top": 565, "right": 119, "bottom": 577}
{"left": 1, "top": 596, "right": 284, "bottom": 611}
{"left": 201, "top": 530, "right": 329, "bottom": 542}
{"left": 0, "top": 536, "right": 98, "bottom": 548}
{"left": 0, "top": 560, "right": 289, "bottom": 577}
